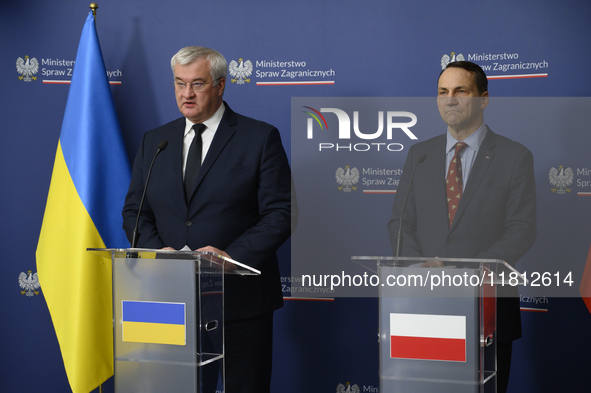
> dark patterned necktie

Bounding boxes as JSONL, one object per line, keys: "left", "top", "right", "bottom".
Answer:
{"left": 184, "top": 123, "right": 206, "bottom": 202}
{"left": 446, "top": 142, "right": 467, "bottom": 227}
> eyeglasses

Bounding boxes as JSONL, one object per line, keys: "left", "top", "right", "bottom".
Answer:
{"left": 173, "top": 80, "right": 210, "bottom": 92}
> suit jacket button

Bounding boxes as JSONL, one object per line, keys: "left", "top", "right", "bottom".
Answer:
{"left": 185, "top": 221, "right": 192, "bottom": 227}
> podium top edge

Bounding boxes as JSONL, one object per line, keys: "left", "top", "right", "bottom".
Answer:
{"left": 351, "top": 256, "right": 506, "bottom": 264}
{"left": 351, "top": 256, "right": 523, "bottom": 278}
{"left": 86, "top": 248, "right": 261, "bottom": 275}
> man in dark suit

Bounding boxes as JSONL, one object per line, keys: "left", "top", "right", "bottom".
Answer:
{"left": 122, "top": 46, "right": 293, "bottom": 393}
{"left": 388, "top": 61, "right": 536, "bottom": 393}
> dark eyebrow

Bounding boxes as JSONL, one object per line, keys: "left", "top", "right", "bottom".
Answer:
{"left": 174, "top": 77, "right": 206, "bottom": 82}
{"left": 439, "top": 85, "right": 470, "bottom": 92}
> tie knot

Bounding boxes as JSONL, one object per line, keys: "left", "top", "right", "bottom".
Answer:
{"left": 454, "top": 142, "right": 467, "bottom": 154}
{"left": 193, "top": 123, "right": 206, "bottom": 135}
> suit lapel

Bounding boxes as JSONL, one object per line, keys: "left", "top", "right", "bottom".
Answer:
{"left": 431, "top": 135, "right": 448, "bottom": 194}
{"left": 429, "top": 135, "right": 451, "bottom": 227}
{"left": 167, "top": 118, "right": 187, "bottom": 204}
{"left": 451, "top": 128, "right": 496, "bottom": 229}
{"left": 188, "top": 103, "right": 237, "bottom": 200}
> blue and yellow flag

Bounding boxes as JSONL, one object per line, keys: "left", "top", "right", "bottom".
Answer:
{"left": 122, "top": 301, "right": 187, "bottom": 346}
{"left": 36, "top": 11, "right": 130, "bottom": 393}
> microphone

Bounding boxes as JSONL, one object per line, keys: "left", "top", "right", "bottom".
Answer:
{"left": 131, "top": 140, "right": 168, "bottom": 248}
{"left": 395, "top": 153, "right": 426, "bottom": 259}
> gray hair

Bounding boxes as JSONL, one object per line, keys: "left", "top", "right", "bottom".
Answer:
{"left": 171, "top": 46, "right": 227, "bottom": 86}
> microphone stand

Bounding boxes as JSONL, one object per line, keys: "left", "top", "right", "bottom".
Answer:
{"left": 395, "top": 153, "right": 426, "bottom": 265}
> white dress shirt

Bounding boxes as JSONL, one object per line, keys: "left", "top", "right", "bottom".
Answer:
{"left": 182, "top": 103, "right": 226, "bottom": 179}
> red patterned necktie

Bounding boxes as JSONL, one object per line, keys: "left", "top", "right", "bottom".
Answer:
{"left": 446, "top": 142, "right": 467, "bottom": 227}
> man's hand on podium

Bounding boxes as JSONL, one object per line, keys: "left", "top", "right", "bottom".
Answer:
{"left": 159, "top": 246, "right": 237, "bottom": 271}
{"left": 197, "top": 246, "right": 237, "bottom": 272}
{"left": 420, "top": 258, "right": 444, "bottom": 268}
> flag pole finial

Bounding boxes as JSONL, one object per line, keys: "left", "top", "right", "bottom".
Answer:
{"left": 90, "top": 3, "right": 98, "bottom": 16}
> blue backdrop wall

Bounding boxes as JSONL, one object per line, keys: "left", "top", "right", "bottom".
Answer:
{"left": 2, "top": 1, "right": 591, "bottom": 392}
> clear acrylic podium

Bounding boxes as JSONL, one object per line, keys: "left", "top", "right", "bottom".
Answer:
{"left": 351, "top": 256, "right": 525, "bottom": 393}
{"left": 88, "top": 248, "right": 260, "bottom": 393}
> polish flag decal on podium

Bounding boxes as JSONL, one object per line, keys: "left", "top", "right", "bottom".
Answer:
{"left": 390, "top": 313, "right": 466, "bottom": 362}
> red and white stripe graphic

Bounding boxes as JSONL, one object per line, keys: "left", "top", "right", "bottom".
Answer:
{"left": 390, "top": 313, "right": 466, "bottom": 362}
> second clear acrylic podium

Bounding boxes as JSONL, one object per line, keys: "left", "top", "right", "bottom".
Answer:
{"left": 89, "top": 248, "right": 260, "bottom": 393}
{"left": 352, "top": 256, "right": 525, "bottom": 393}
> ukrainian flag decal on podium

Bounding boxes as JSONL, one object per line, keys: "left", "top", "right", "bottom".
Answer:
{"left": 122, "top": 301, "right": 186, "bottom": 346}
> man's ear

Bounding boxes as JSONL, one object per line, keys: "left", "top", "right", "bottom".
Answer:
{"left": 480, "top": 91, "right": 489, "bottom": 110}
{"left": 217, "top": 77, "right": 226, "bottom": 96}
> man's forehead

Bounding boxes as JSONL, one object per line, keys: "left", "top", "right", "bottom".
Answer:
{"left": 438, "top": 68, "right": 476, "bottom": 88}
{"left": 438, "top": 82, "right": 472, "bottom": 90}
{"left": 174, "top": 59, "right": 210, "bottom": 76}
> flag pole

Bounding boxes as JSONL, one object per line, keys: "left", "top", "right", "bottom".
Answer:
{"left": 91, "top": 2, "right": 103, "bottom": 393}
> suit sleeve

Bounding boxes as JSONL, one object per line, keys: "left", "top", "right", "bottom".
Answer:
{"left": 223, "top": 127, "right": 293, "bottom": 268}
{"left": 475, "top": 148, "right": 537, "bottom": 265}
{"left": 121, "top": 133, "right": 166, "bottom": 249}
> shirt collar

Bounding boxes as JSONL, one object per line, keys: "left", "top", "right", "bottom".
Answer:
{"left": 184, "top": 102, "right": 226, "bottom": 137}
{"left": 446, "top": 123, "right": 488, "bottom": 154}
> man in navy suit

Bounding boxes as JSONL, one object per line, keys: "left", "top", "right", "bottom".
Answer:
{"left": 122, "top": 46, "right": 293, "bottom": 393}
{"left": 388, "top": 61, "right": 536, "bottom": 393}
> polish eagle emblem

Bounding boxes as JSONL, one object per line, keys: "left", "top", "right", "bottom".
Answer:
{"left": 549, "top": 165, "right": 574, "bottom": 194}
{"left": 19, "top": 270, "right": 40, "bottom": 296}
{"left": 336, "top": 165, "right": 359, "bottom": 192}
{"left": 16, "top": 55, "right": 39, "bottom": 82}
{"left": 441, "top": 51, "right": 465, "bottom": 70}
{"left": 229, "top": 58, "right": 253, "bottom": 84}
{"left": 336, "top": 382, "right": 360, "bottom": 393}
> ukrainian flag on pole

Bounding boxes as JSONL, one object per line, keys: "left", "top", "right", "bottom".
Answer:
{"left": 36, "top": 11, "right": 130, "bottom": 393}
